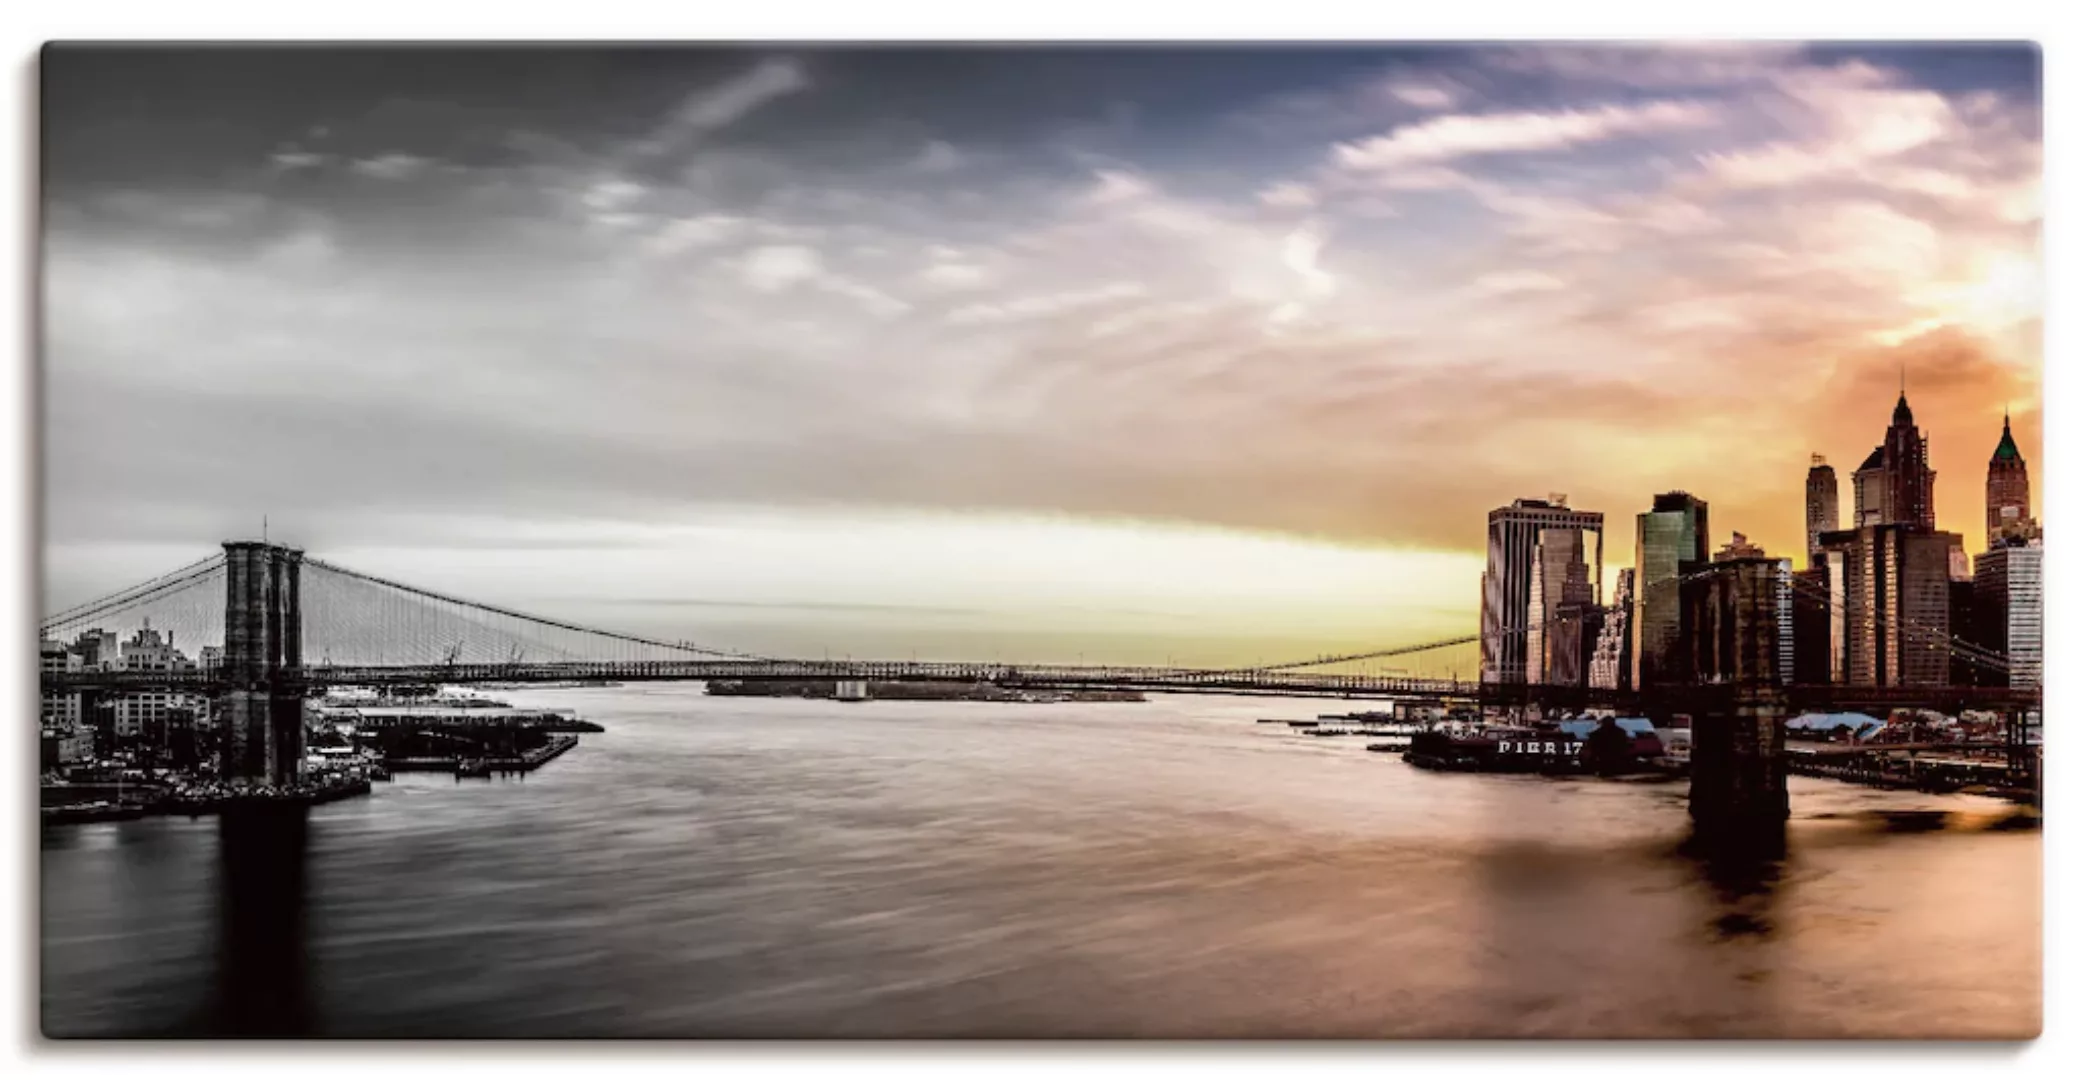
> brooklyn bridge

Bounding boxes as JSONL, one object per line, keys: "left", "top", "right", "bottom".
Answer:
{"left": 42, "top": 540, "right": 2041, "bottom": 827}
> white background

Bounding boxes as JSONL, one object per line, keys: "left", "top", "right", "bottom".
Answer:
{"left": 4, "top": 1, "right": 2075, "bottom": 1075}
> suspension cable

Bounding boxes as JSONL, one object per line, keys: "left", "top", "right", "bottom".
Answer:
{"left": 300, "top": 556, "right": 776, "bottom": 662}
{"left": 40, "top": 554, "right": 225, "bottom": 631}
{"left": 40, "top": 560, "right": 228, "bottom": 636}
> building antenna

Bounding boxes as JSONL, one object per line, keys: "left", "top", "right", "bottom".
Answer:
{"left": 263, "top": 514, "right": 268, "bottom": 545}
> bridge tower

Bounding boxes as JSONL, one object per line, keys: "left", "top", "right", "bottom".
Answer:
{"left": 221, "top": 541, "right": 306, "bottom": 784}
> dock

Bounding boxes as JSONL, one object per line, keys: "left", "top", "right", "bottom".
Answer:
{"left": 390, "top": 734, "right": 581, "bottom": 777}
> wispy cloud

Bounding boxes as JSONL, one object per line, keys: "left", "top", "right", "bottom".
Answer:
{"left": 350, "top": 152, "right": 432, "bottom": 180}
{"left": 1333, "top": 99, "right": 1717, "bottom": 171}
{"left": 633, "top": 57, "right": 810, "bottom": 159}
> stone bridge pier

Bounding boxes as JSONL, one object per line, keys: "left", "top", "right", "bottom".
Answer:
{"left": 1685, "top": 684, "right": 1790, "bottom": 833}
{"left": 220, "top": 541, "right": 305, "bottom": 784}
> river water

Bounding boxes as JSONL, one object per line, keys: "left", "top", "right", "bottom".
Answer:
{"left": 40, "top": 685, "right": 2040, "bottom": 1038}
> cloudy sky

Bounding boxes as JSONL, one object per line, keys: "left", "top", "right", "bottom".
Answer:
{"left": 41, "top": 43, "right": 2042, "bottom": 665}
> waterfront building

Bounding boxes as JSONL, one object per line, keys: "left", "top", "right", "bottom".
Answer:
{"left": 1974, "top": 539, "right": 2044, "bottom": 690}
{"left": 115, "top": 691, "right": 214, "bottom": 742}
{"left": 118, "top": 621, "right": 186, "bottom": 672}
{"left": 112, "top": 621, "right": 206, "bottom": 741}
{"left": 40, "top": 639, "right": 82, "bottom": 731}
{"left": 69, "top": 627, "right": 121, "bottom": 670}
{"left": 1631, "top": 492, "right": 1709, "bottom": 688}
{"left": 1805, "top": 454, "right": 1839, "bottom": 568}
{"left": 1680, "top": 554, "right": 1794, "bottom": 686}
{"left": 1587, "top": 569, "right": 1634, "bottom": 691}
{"left": 1850, "top": 392, "right": 1936, "bottom": 530}
{"left": 1480, "top": 496, "right": 1603, "bottom": 685}
{"left": 1816, "top": 523, "right": 1963, "bottom": 687}
{"left": 1985, "top": 411, "right": 2034, "bottom": 549}
{"left": 41, "top": 725, "right": 95, "bottom": 768}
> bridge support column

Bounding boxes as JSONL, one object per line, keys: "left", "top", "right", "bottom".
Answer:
{"left": 2005, "top": 707, "right": 2039, "bottom": 800}
{"left": 1688, "top": 686, "right": 1789, "bottom": 833}
{"left": 220, "top": 542, "right": 306, "bottom": 785}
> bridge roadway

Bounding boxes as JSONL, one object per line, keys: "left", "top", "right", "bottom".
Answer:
{"left": 42, "top": 660, "right": 1479, "bottom": 700}
{"left": 38, "top": 660, "right": 2042, "bottom": 712}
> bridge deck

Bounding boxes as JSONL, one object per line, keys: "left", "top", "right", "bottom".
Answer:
{"left": 38, "top": 661, "right": 2042, "bottom": 711}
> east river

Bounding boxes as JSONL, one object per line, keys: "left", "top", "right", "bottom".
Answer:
{"left": 41, "top": 685, "right": 2040, "bottom": 1038}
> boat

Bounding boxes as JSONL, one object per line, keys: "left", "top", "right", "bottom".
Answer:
{"left": 454, "top": 759, "right": 492, "bottom": 779}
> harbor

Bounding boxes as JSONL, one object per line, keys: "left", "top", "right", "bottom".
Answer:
{"left": 1253, "top": 702, "right": 2039, "bottom": 803}
{"left": 385, "top": 733, "right": 581, "bottom": 777}
{"left": 40, "top": 685, "right": 602, "bottom": 826}
{"left": 42, "top": 773, "right": 375, "bottom": 825}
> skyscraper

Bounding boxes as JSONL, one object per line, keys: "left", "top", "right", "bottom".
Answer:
{"left": 1480, "top": 497, "right": 1604, "bottom": 685}
{"left": 1588, "top": 568, "right": 1634, "bottom": 691}
{"left": 1816, "top": 522, "right": 1962, "bottom": 687}
{"left": 1526, "top": 526, "right": 1597, "bottom": 684}
{"left": 1851, "top": 392, "right": 1936, "bottom": 530}
{"left": 1986, "top": 410, "right": 2032, "bottom": 548}
{"left": 1631, "top": 491, "right": 1709, "bottom": 688}
{"left": 1805, "top": 454, "right": 1838, "bottom": 568}
{"left": 1815, "top": 385, "right": 1969, "bottom": 686}
{"left": 1974, "top": 538, "right": 2044, "bottom": 690}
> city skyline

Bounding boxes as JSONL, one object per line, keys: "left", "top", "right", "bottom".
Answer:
{"left": 42, "top": 43, "right": 2042, "bottom": 665}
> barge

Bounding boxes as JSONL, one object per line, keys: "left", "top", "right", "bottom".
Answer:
{"left": 1401, "top": 721, "right": 1676, "bottom": 778}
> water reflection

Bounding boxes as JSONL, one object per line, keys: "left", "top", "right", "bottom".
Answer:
{"left": 1680, "top": 824, "right": 1786, "bottom": 940}
{"left": 211, "top": 805, "right": 313, "bottom": 1036}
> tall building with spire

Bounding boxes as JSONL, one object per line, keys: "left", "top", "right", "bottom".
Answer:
{"left": 1986, "top": 410, "right": 2033, "bottom": 547}
{"left": 1804, "top": 454, "right": 1838, "bottom": 568}
{"left": 1815, "top": 387, "right": 1964, "bottom": 687}
{"left": 1851, "top": 391, "right": 1936, "bottom": 530}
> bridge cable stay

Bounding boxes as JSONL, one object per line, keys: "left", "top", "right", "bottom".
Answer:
{"left": 39, "top": 554, "right": 228, "bottom": 637}
{"left": 298, "top": 556, "right": 781, "bottom": 668}
{"left": 38, "top": 558, "right": 230, "bottom": 658}
{"left": 301, "top": 560, "right": 624, "bottom": 670}
{"left": 1164, "top": 634, "right": 1483, "bottom": 681}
